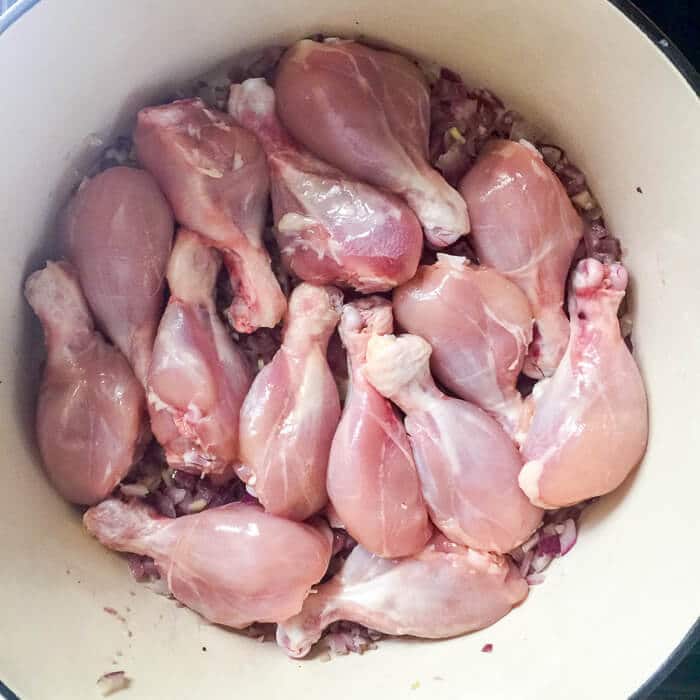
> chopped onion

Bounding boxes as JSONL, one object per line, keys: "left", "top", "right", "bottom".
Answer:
{"left": 536, "top": 534, "right": 561, "bottom": 557}
{"left": 161, "top": 468, "right": 175, "bottom": 489}
{"left": 571, "top": 190, "right": 597, "bottom": 211}
{"left": 120, "top": 483, "right": 149, "bottom": 498}
{"left": 448, "top": 127, "right": 466, "bottom": 144}
{"left": 521, "top": 532, "right": 540, "bottom": 553}
{"left": 558, "top": 518, "right": 578, "bottom": 555}
{"left": 96, "top": 671, "right": 129, "bottom": 696}
{"left": 539, "top": 144, "right": 563, "bottom": 167}
{"left": 154, "top": 492, "right": 176, "bottom": 518}
{"left": 145, "top": 577, "right": 171, "bottom": 597}
{"left": 187, "top": 498, "right": 208, "bottom": 514}
{"left": 126, "top": 554, "right": 160, "bottom": 582}
{"left": 530, "top": 552, "right": 553, "bottom": 573}
{"left": 323, "top": 621, "right": 379, "bottom": 657}
{"left": 165, "top": 487, "right": 187, "bottom": 505}
{"left": 519, "top": 549, "right": 535, "bottom": 577}
{"left": 139, "top": 464, "right": 162, "bottom": 491}
{"left": 172, "top": 470, "right": 197, "bottom": 490}
{"left": 509, "top": 546, "right": 525, "bottom": 565}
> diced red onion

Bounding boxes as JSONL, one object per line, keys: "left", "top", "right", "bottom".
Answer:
{"left": 165, "top": 487, "right": 187, "bottom": 505}
{"left": 583, "top": 221, "right": 622, "bottom": 263}
{"left": 324, "top": 621, "right": 378, "bottom": 657}
{"left": 521, "top": 531, "right": 540, "bottom": 553}
{"left": 539, "top": 144, "right": 564, "bottom": 167}
{"left": 126, "top": 554, "right": 146, "bottom": 581}
{"left": 526, "top": 573, "right": 545, "bottom": 586}
{"left": 536, "top": 534, "right": 561, "bottom": 557}
{"left": 154, "top": 492, "right": 177, "bottom": 518}
{"left": 194, "top": 481, "right": 217, "bottom": 504}
{"left": 519, "top": 549, "right": 535, "bottom": 578}
{"left": 426, "top": 68, "right": 622, "bottom": 270}
{"left": 556, "top": 163, "right": 587, "bottom": 196}
{"left": 172, "top": 470, "right": 198, "bottom": 490}
{"left": 571, "top": 190, "right": 596, "bottom": 211}
{"left": 161, "top": 469, "right": 175, "bottom": 489}
{"left": 143, "top": 558, "right": 159, "bottom": 578}
{"left": 481, "top": 643, "right": 494, "bottom": 653}
{"left": 558, "top": 518, "right": 578, "bottom": 555}
{"left": 237, "top": 325, "right": 282, "bottom": 370}
{"left": 187, "top": 498, "right": 208, "bottom": 514}
{"left": 331, "top": 530, "right": 353, "bottom": 557}
{"left": 530, "top": 552, "right": 553, "bottom": 573}
{"left": 126, "top": 554, "right": 160, "bottom": 582}
{"left": 120, "top": 483, "right": 149, "bottom": 498}
{"left": 509, "top": 546, "right": 525, "bottom": 565}
{"left": 96, "top": 671, "right": 129, "bottom": 696}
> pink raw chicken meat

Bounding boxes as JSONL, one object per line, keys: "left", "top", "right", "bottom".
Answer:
{"left": 134, "top": 98, "right": 286, "bottom": 332}
{"left": 147, "top": 229, "right": 252, "bottom": 475}
{"left": 276, "top": 533, "right": 528, "bottom": 658}
{"left": 62, "top": 166, "right": 174, "bottom": 384}
{"left": 364, "top": 333, "right": 542, "bottom": 553}
{"left": 84, "top": 499, "right": 332, "bottom": 628}
{"left": 228, "top": 78, "right": 423, "bottom": 292}
{"left": 237, "top": 283, "right": 342, "bottom": 520}
{"left": 327, "top": 298, "right": 432, "bottom": 558}
{"left": 459, "top": 139, "right": 583, "bottom": 378}
{"left": 519, "top": 258, "right": 648, "bottom": 508}
{"left": 25, "top": 262, "right": 145, "bottom": 505}
{"left": 275, "top": 39, "right": 469, "bottom": 248}
{"left": 394, "top": 253, "right": 533, "bottom": 437}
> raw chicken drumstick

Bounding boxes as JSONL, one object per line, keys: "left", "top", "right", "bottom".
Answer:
{"left": 228, "top": 78, "right": 423, "bottom": 291}
{"left": 276, "top": 534, "right": 528, "bottom": 658}
{"left": 134, "top": 98, "right": 286, "bottom": 332}
{"left": 519, "top": 258, "right": 648, "bottom": 508}
{"left": 84, "top": 499, "right": 332, "bottom": 628}
{"left": 25, "top": 262, "right": 145, "bottom": 505}
{"left": 237, "top": 283, "right": 342, "bottom": 520}
{"left": 62, "top": 166, "right": 174, "bottom": 385}
{"left": 275, "top": 39, "right": 469, "bottom": 248}
{"left": 147, "top": 229, "right": 252, "bottom": 475}
{"left": 459, "top": 139, "right": 583, "bottom": 378}
{"left": 364, "top": 333, "right": 542, "bottom": 553}
{"left": 326, "top": 298, "right": 432, "bottom": 558}
{"left": 394, "top": 254, "right": 533, "bottom": 437}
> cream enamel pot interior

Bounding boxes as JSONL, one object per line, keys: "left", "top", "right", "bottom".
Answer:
{"left": 1, "top": 1, "right": 699, "bottom": 698}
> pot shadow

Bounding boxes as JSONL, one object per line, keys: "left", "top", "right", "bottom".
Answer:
{"left": 576, "top": 457, "right": 644, "bottom": 533}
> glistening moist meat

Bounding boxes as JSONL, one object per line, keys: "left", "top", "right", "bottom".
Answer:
{"left": 87, "top": 42, "right": 624, "bottom": 657}
{"left": 426, "top": 67, "right": 622, "bottom": 264}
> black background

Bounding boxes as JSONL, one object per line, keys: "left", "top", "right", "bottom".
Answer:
{"left": 636, "top": 0, "right": 699, "bottom": 68}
